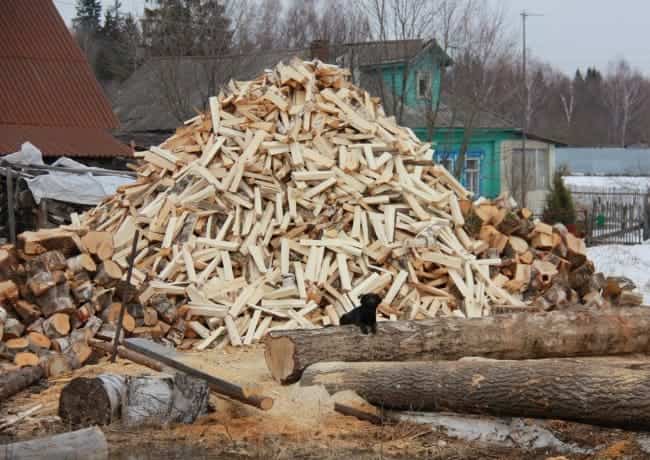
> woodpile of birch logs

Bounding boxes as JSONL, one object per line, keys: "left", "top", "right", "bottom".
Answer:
{"left": 0, "top": 58, "right": 644, "bottom": 383}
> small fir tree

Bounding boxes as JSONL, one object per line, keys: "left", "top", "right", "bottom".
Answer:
{"left": 543, "top": 167, "right": 576, "bottom": 225}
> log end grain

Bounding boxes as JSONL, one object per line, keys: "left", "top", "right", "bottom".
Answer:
{"left": 264, "top": 336, "right": 298, "bottom": 384}
{"left": 59, "top": 377, "right": 116, "bottom": 427}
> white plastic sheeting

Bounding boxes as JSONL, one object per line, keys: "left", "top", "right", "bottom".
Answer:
{"left": 4, "top": 142, "right": 134, "bottom": 206}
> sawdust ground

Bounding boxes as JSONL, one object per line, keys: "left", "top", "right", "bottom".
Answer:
{"left": 2, "top": 346, "right": 650, "bottom": 459}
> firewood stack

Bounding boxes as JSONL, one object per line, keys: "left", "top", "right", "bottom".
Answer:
{"left": 464, "top": 197, "right": 644, "bottom": 310}
{"left": 0, "top": 58, "right": 643, "bottom": 372}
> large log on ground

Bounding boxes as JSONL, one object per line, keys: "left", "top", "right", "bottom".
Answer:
{"left": 0, "top": 426, "right": 108, "bottom": 460}
{"left": 265, "top": 307, "right": 650, "bottom": 383}
{"left": 301, "top": 359, "right": 650, "bottom": 429}
{"left": 0, "top": 365, "right": 45, "bottom": 401}
{"left": 59, "top": 373, "right": 209, "bottom": 427}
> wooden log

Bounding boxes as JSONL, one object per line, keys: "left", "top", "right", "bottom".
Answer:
{"left": 27, "top": 331, "right": 51, "bottom": 350}
{"left": 18, "top": 229, "right": 83, "bottom": 256}
{"left": 0, "top": 426, "right": 108, "bottom": 460}
{"left": 124, "top": 338, "right": 274, "bottom": 410}
{"left": 5, "top": 338, "right": 29, "bottom": 353}
{"left": 59, "top": 373, "right": 208, "bottom": 428}
{"left": 301, "top": 359, "right": 650, "bottom": 429}
{"left": 0, "top": 365, "right": 44, "bottom": 401}
{"left": 13, "top": 300, "right": 42, "bottom": 324}
{"left": 34, "top": 283, "right": 75, "bottom": 317}
{"left": 67, "top": 253, "right": 97, "bottom": 273}
{"left": 43, "top": 313, "right": 71, "bottom": 338}
{"left": 3, "top": 318, "right": 24, "bottom": 339}
{"left": 24, "top": 250, "right": 67, "bottom": 274}
{"left": 82, "top": 231, "right": 114, "bottom": 260}
{"left": 265, "top": 307, "right": 650, "bottom": 383}
{"left": 14, "top": 352, "right": 39, "bottom": 367}
{"left": 94, "top": 260, "right": 122, "bottom": 287}
{"left": 0, "top": 280, "right": 19, "bottom": 302}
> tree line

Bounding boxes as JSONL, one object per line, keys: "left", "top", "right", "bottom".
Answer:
{"left": 72, "top": 0, "right": 649, "bottom": 148}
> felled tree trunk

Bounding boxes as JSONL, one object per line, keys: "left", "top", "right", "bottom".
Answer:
{"left": 0, "top": 365, "right": 44, "bottom": 401}
{"left": 0, "top": 426, "right": 108, "bottom": 460}
{"left": 59, "top": 373, "right": 209, "bottom": 427}
{"left": 265, "top": 307, "right": 650, "bottom": 383}
{"left": 301, "top": 359, "right": 650, "bottom": 429}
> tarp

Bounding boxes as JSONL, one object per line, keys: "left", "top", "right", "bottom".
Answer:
{"left": 4, "top": 142, "right": 134, "bottom": 205}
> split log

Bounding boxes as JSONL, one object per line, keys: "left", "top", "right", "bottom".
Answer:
{"left": 301, "top": 359, "right": 650, "bottom": 429}
{"left": 17, "top": 229, "right": 83, "bottom": 256}
{"left": 13, "top": 299, "right": 42, "bottom": 324}
{"left": 0, "top": 365, "right": 45, "bottom": 401}
{"left": 94, "top": 260, "right": 122, "bottom": 287}
{"left": 0, "top": 280, "right": 19, "bottom": 302}
{"left": 81, "top": 231, "right": 114, "bottom": 260}
{"left": 620, "top": 290, "right": 644, "bottom": 306}
{"left": 24, "top": 250, "right": 67, "bottom": 274}
{"left": 34, "top": 283, "right": 75, "bottom": 317}
{"left": 27, "top": 332, "right": 51, "bottom": 350}
{"left": 67, "top": 253, "right": 97, "bottom": 273}
{"left": 0, "top": 426, "right": 108, "bottom": 460}
{"left": 43, "top": 313, "right": 71, "bottom": 338}
{"left": 14, "top": 352, "right": 39, "bottom": 367}
{"left": 265, "top": 307, "right": 650, "bottom": 383}
{"left": 59, "top": 373, "right": 209, "bottom": 427}
{"left": 4, "top": 318, "right": 25, "bottom": 339}
{"left": 5, "top": 338, "right": 29, "bottom": 353}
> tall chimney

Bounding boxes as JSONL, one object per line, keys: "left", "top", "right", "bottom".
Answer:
{"left": 310, "top": 39, "right": 330, "bottom": 63}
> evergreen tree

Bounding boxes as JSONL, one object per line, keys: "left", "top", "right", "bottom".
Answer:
{"left": 73, "top": 0, "right": 102, "bottom": 35}
{"left": 142, "top": 0, "right": 231, "bottom": 57}
{"left": 543, "top": 166, "right": 576, "bottom": 226}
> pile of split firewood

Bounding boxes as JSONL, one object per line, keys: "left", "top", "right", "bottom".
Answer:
{"left": 0, "top": 58, "right": 644, "bottom": 376}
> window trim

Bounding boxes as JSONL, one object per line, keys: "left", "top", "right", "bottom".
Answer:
{"left": 416, "top": 71, "right": 432, "bottom": 99}
{"left": 464, "top": 157, "right": 481, "bottom": 195}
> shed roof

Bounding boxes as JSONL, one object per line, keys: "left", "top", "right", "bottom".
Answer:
{"left": 0, "top": 0, "right": 130, "bottom": 157}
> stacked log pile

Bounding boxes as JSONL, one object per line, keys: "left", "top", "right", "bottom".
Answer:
{"left": 465, "top": 198, "right": 643, "bottom": 310}
{"left": 0, "top": 58, "right": 643, "bottom": 374}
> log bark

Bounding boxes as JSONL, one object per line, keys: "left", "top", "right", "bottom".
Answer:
{"left": 67, "top": 253, "right": 97, "bottom": 273}
{"left": 17, "top": 229, "right": 83, "bottom": 256}
{"left": 43, "top": 313, "right": 71, "bottom": 338}
{"left": 59, "top": 373, "right": 209, "bottom": 427}
{"left": 0, "top": 365, "right": 44, "bottom": 401}
{"left": 265, "top": 307, "right": 650, "bottom": 383}
{"left": 0, "top": 426, "right": 108, "bottom": 460}
{"left": 94, "top": 261, "right": 122, "bottom": 287}
{"left": 301, "top": 359, "right": 650, "bottom": 429}
{"left": 0, "top": 280, "right": 19, "bottom": 302}
{"left": 89, "top": 339, "right": 163, "bottom": 371}
{"left": 13, "top": 299, "right": 42, "bottom": 324}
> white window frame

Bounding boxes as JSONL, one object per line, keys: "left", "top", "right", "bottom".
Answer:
{"left": 465, "top": 157, "right": 480, "bottom": 195}
{"left": 416, "top": 71, "right": 432, "bottom": 99}
{"left": 512, "top": 148, "right": 549, "bottom": 190}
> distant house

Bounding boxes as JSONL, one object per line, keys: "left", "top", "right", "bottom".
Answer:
{"left": 112, "top": 48, "right": 311, "bottom": 148}
{"left": 0, "top": 0, "right": 130, "bottom": 163}
{"left": 334, "top": 39, "right": 562, "bottom": 213}
{"left": 556, "top": 148, "right": 650, "bottom": 176}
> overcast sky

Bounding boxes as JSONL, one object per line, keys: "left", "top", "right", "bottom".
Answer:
{"left": 54, "top": 0, "right": 650, "bottom": 76}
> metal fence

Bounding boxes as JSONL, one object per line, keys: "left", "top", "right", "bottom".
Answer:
{"left": 571, "top": 191, "right": 650, "bottom": 246}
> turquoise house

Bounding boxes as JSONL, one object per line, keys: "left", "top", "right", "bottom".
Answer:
{"left": 334, "top": 39, "right": 559, "bottom": 213}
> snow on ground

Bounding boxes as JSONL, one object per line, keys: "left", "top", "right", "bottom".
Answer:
{"left": 587, "top": 244, "right": 650, "bottom": 303}
{"left": 564, "top": 176, "right": 650, "bottom": 193}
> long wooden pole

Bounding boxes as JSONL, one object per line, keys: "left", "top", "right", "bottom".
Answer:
{"left": 111, "top": 230, "right": 139, "bottom": 362}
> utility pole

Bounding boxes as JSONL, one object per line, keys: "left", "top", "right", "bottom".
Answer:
{"left": 520, "top": 11, "right": 542, "bottom": 208}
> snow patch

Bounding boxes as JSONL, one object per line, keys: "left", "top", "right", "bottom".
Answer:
{"left": 587, "top": 244, "right": 650, "bottom": 303}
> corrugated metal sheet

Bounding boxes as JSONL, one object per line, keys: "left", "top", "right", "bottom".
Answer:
{"left": 0, "top": 0, "right": 120, "bottom": 131}
{"left": 0, "top": 126, "right": 132, "bottom": 158}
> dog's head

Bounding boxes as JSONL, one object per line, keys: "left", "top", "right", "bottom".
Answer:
{"left": 360, "top": 293, "right": 382, "bottom": 309}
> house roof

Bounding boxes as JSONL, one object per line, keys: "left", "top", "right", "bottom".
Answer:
{"left": 0, "top": 0, "right": 130, "bottom": 157}
{"left": 113, "top": 48, "right": 310, "bottom": 137}
{"left": 334, "top": 39, "right": 452, "bottom": 68}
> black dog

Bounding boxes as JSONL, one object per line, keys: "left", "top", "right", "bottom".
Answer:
{"left": 339, "top": 293, "right": 382, "bottom": 334}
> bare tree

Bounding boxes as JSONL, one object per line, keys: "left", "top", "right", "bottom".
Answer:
{"left": 603, "top": 59, "right": 647, "bottom": 146}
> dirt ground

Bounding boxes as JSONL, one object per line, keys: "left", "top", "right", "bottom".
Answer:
{"left": 2, "top": 345, "right": 650, "bottom": 459}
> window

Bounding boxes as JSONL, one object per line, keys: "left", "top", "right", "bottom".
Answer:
{"left": 511, "top": 148, "right": 550, "bottom": 190}
{"left": 439, "top": 157, "right": 454, "bottom": 173}
{"left": 416, "top": 71, "right": 431, "bottom": 99}
{"left": 465, "top": 158, "right": 480, "bottom": 195}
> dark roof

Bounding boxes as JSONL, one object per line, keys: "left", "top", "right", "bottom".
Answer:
{"left": 0, "top": 0, "right": 130, "bottom": 157}
{"left": 113, "top": 48, "right": 310, "bottom": 136}
{"left": 334, "top": 39, "right": 452, "bottom": 69}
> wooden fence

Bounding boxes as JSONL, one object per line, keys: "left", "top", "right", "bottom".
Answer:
{"left": 572, "top": 191, "right": 650, "bottom": 246}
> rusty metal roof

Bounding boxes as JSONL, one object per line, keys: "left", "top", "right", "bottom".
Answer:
{"left": 0, "top": 0, "right": 130, "bottom": 157}
{"left": 0, "top": 125, "right": 132, "bottom": 158}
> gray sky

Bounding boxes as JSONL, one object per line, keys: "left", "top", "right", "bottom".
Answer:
{"left": 53, "top": 0, "right": 650, "bottom": 76}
